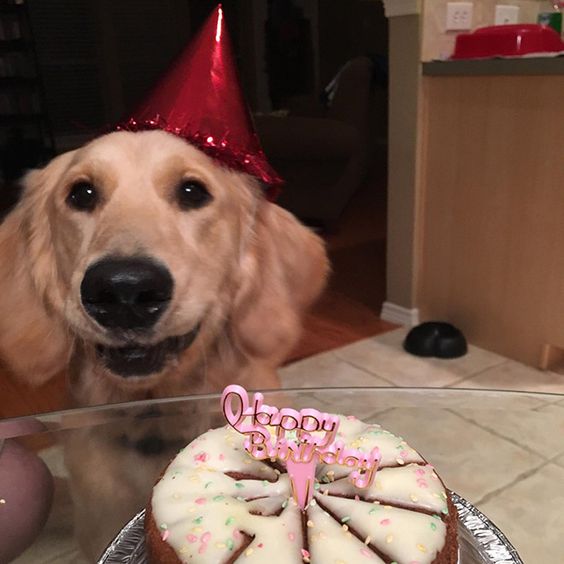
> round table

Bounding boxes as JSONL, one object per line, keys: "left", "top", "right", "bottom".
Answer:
{"left": 2, "top": 387, "right": 563, "bottom": 563}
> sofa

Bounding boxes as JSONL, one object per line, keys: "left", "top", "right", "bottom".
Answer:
{"left": 255, "top": 56, "right": 374, "bottom": 229}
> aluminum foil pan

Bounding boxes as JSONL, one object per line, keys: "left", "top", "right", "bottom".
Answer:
{"left": 98, "top": 492, "right": 522, "bottom": 563}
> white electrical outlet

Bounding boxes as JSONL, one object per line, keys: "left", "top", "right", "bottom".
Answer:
{"left": 495, "top": 4, "right": 520, "bottom": 25}
{"left": 446, "top": 2, "right": 474, "bottom": 31}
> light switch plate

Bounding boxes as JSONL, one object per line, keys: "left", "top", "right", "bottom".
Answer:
{"left": 446, "top": 2, "right": 474, "bottom": 31}
{"left": 495, "top": 4, "right": 520, "bottom": 25}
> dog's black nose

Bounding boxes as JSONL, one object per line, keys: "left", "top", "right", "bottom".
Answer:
{"left": 80, "top": 257, "right": 173, "bottom": 330}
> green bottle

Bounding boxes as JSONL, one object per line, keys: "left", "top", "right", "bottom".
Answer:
{"left": 538, "top": 1, "right": 563, "bottom": 34}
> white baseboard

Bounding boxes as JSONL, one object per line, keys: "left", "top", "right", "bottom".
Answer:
{"left": 380, "top": 301, "right": 420, "bottom": 326}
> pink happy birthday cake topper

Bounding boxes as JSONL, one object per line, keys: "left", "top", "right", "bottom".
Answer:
{"left": 221, "top": 385, "right": 381, "bottom": 509}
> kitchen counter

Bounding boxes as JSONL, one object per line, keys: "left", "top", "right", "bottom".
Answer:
{"left": 423, "top": 56, "right": 564, "bottom": 76}
{"left": 415, "top": 68, "right": 564, "bottom": 369}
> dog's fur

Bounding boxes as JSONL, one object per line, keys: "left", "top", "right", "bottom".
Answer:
{"left": 0, "top": 130, "right": 328, "bottom": 406}
{"left": 0, "top": 130, "right": 328, "bottom": 559}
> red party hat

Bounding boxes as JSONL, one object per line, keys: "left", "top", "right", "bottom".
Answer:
{"left": 116, "top": 5, "right": 282, "bottom": 187}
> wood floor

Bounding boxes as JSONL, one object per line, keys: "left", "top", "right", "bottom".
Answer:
{"left": 288, "top": 170, "right": 395, "bottom": 361}
{"left": 0, "top": 167, "right": 394, "bottom": 419}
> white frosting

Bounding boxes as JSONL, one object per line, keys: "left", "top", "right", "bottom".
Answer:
{"left": 151, "top": 418, "right": 451, "bottom": 563}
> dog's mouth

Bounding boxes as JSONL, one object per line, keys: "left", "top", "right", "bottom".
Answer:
{"left": 95, "top": 325, "right": 200, "bottom": 378}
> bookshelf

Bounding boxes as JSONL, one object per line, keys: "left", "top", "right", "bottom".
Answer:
{"left": 0, "top": 0, "right": 54, "bottom": 192}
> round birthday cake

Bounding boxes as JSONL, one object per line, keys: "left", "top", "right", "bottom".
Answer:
{"left": 145, "top": 389, "right": 458, "bottom": 564}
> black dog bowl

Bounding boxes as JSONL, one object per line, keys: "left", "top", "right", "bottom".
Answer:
{"left": 403, "top": 321, "right": 467, "bottom": 359}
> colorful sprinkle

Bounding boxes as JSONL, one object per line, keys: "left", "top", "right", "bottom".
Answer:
{"left": 307, "top": 520, "right": 314, "bottom": 528}
{"left": 417, "top": 544, "right": 427, "bottom": 553}
{"left": 380, "top": 518, "right": 391, "bottom": 526}
{"left": 360, "top": 548, "right": 372, "bottom": 558}
{"left": 369, "top": 507, "right": 378, "bottom": 515}
{"left": 235, "top": 482, "right": 245, "bottom": 489}
{"left": 161, "top": 530, "right": 169, "bottom": 541}
{"left": 213, "top": 495, "right": 225, "bottom": 502}
{"left": 430, "top": 522, "right": 437, "bottom": 531}
{"left": 245, "top": 547, "right": 254, "bottom": 556}
{"left": 226, "top": 538, "right": 234, "bottom": 550}
{"left": 195, "top": 497, "right": 207, "bottom": 505}
{"left": 159, "top": 523, "right": 168, "bottom": 530}
{"left": 262, "top": 480, "right": 269, "bottom": 487}
{"left": 225, "top": 516, "right": 235, "bottom": 526}
{"left": 282, "top": 499, "right": 288, "bottom": 508}
{"left": 205, "top": 481, "right": 213, "bottom": 489}
{"left": 194, "top": 452, "right": 208, "bottom": 463}
{"left": 396, "top": 457, "right": 405, "bottom": 465}
{"left": 386, "top": 534, "right": 394, "bottom": 544}
{"left": 187, "top": 534, "right": 198, "bottom": 543}
{"left": 364, "top": 535, "right": 372, "bottom": 545}
{"left": 415, "top": 468, "right": 426, "bottom": 476}
{"left": 410, "top": 494, "right": 419, "bottom": 502}
{"left": 341, "top": 516, "right": 351, "bottom": 523}
{"left": 201, "top": 532, "right": 211, "bottom": 544}
{"left": 193, "top": 516, "right": 203, "bottom": 524}
{"left": 219, "top": 453, "right": 225, "bottom": 460}
{"left": 288, "top": 532, "right": 296, "bottom": 541}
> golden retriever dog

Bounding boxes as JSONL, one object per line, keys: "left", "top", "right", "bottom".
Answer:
{"left": 0, "top": 129, "right": 328, "bottom": 405}
{"left": 0, "top": 130, "right": 328, "bottom": 559}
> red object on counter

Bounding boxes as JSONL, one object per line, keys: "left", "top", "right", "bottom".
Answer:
{"left": 451, "top": 24, "right": 564, "bottom": 59}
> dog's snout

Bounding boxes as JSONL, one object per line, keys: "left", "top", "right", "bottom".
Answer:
{"left": 80, "top": 257, "right": 173, "bottom": 330}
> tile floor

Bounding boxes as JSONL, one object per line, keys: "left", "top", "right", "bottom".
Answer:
{"left": 16, "top": 328, "right": 564, "bottom": 563}
{"left": 281, "top": 327, "right": 564, "bottom": 394}
{"left": 279, "top": 328, "right": 564, "bottom": 563}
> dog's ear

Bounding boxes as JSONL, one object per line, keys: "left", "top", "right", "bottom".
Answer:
{"left": 0, "top": 152, "right": 75, "bottom": 385}
{"left": 232, "top": 200, "right": 329, "bottom": 365}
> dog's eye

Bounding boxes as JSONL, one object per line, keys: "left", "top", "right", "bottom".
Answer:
{"left": 176, "top": 179, "right": 211, "bottom": 211}
{"left": 66, "top": 182, "right": 99, "bottom": 212}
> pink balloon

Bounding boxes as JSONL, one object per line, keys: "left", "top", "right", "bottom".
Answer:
{"left": 0, "top": 440, "right": 54, "bottom": 562}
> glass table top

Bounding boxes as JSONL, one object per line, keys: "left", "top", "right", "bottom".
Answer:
{"left": 1, "top": 387, "right": 563, "bottom": 563}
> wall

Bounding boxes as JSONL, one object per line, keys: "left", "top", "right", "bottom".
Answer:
{"left": 385, "top": 13, "right": 422, "bottom": 311}
{"left": 422, "top": 0, "right": 545, "bottom": 61}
